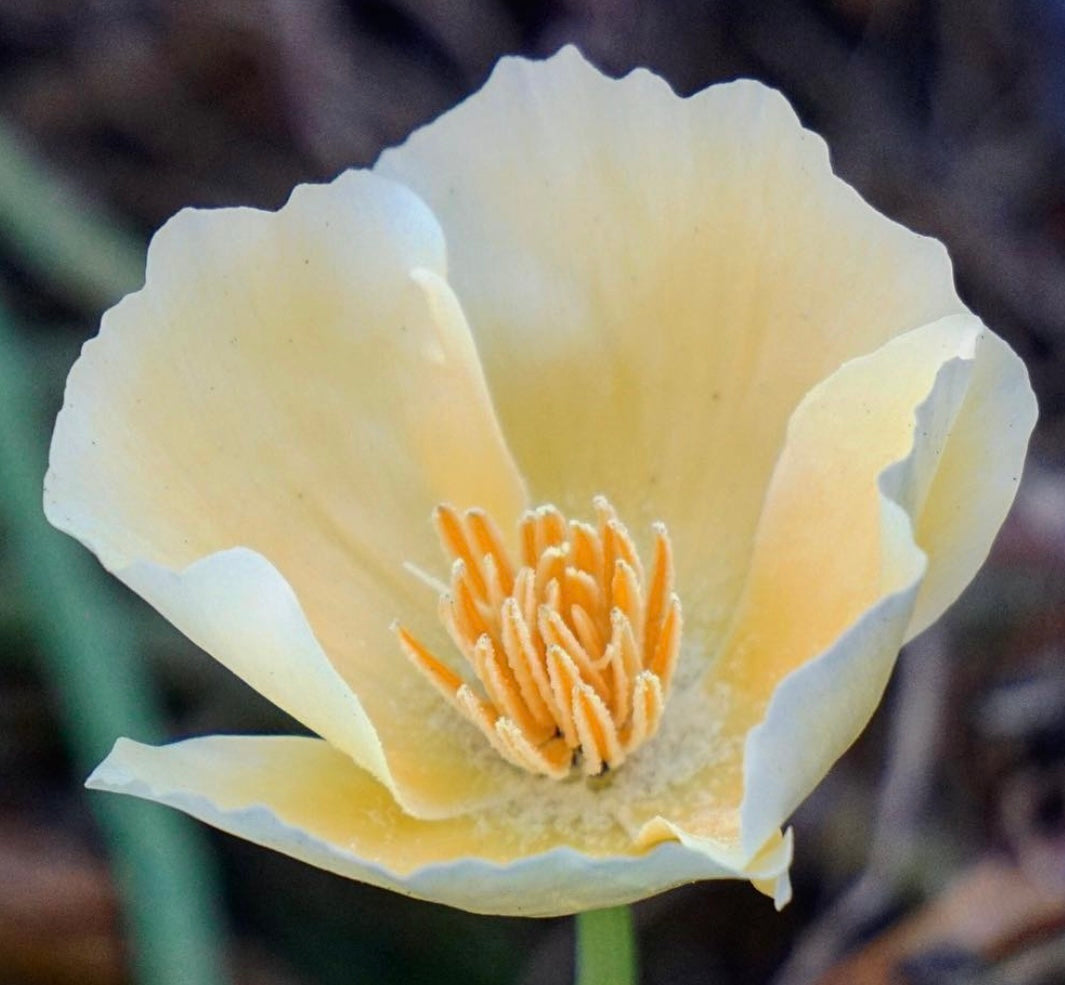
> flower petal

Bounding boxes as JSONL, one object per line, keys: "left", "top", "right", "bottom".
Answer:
{"left": 45, "top": 169, "right": 528, "bottom": 817}
{"left": 116, "top": 548, "right": 518, "bottom": 816}
{"left": 905, "top": 327, "right": 1038, "bottom": 638}
{"left": 88, "top": 734, "right": 794, "bottom": 916}
{"left": 377, "top": 46, "right": 965, "bottom": 647}
{"left": 704, "top": 313, "right": 1034, "bottom": 855}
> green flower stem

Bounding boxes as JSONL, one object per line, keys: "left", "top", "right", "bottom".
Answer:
{"left": 575, "top": 906, "right": 637, "bottom": 985}
{"left": 0, "top": 123, "right": 144, "bottom": 307}
{"left": 0, "top": 308, "right": 230, "bottom": 985}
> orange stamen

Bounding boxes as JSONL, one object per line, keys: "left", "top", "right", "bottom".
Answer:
{"left": 397, "top": 497, "right": 682, "bottom": 779}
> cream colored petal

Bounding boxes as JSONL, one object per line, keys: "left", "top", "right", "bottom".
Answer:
{"left": 117, "top": 549, "right": 517, "bottom": 816}
{"left": 88, "top": 735, "right": 793, "bottom": 916}
{"left": 597, "top": 314, "right": 1032, "bottom": 859}
{"left": 905, "top": 327, "right": 1037, "bottom": 637}
{"left": 701, "top": 313, "right": 1033, "bottom": 856}
{"left": 636, "top": 817, "right": 794, "bottom": 910}
{"left": 45, "top": 170, "right": 528, "bottom": 817}
{"left": 736, "top": 578, "right": 922, "bottom": 858}
{"left": 377, "top": 46, "right": 965, "bottom": 648}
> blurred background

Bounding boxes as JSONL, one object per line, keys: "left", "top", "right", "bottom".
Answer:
{"left": 2, "top": 1, "right": 1065, "bottom": 983}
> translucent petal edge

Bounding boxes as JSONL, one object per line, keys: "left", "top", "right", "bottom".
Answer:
{"left": 88, "top": 736, "right": 793, "bottom": 917}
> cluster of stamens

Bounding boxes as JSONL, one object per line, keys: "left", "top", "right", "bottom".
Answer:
{"left": 395, "top": 496, "right": 681, "bottom": 779}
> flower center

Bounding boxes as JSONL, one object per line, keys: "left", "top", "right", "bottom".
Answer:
{"left": 395, "top": 496, "right": 681, "bottom": 779}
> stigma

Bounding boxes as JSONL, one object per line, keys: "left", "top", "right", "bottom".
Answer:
{"left": 395, "top": 496, "right": 681, "bottom": 779}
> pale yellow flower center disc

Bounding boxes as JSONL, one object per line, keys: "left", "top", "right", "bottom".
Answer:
{"left": 395, "top": 496, "right": 682, "bottom": 779}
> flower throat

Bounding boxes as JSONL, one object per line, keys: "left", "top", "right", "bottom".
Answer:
{"left": 395, "top": 496, "right": 681, "bottom": 779}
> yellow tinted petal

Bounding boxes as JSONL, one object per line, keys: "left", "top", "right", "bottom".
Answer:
{"left": 378, "top": 46, "right": 964, "bottom": 649}
{"left": 46, "top": 169, "right": 528, "bottom": 816}
{"left": 906, "top": 328, "right": 1037, "bottom": 637}
{"left": 702, "top": 314, "right": 1033, "bottom": 854}
{"left": 116, "top": 549, "right": 518, "bottom": 816}
{"left": 636, "top": 816, "right": 793, "bottom": 910}
{"left": 89, "top": 735, "right": 793, "bottom": 916}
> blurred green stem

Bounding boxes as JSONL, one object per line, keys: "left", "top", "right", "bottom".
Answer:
{"left": 0, "top": 306, "right": 229, "bottom": 985}
{"left": 0, "top": 122, "right": 144, "bottom": 307}
{"left": 575, "top": 906, "right": 637, "bottom": 985}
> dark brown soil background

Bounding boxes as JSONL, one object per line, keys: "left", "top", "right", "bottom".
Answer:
{"left": 3, "top": 2, "right": 1065, "bottom": 984}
